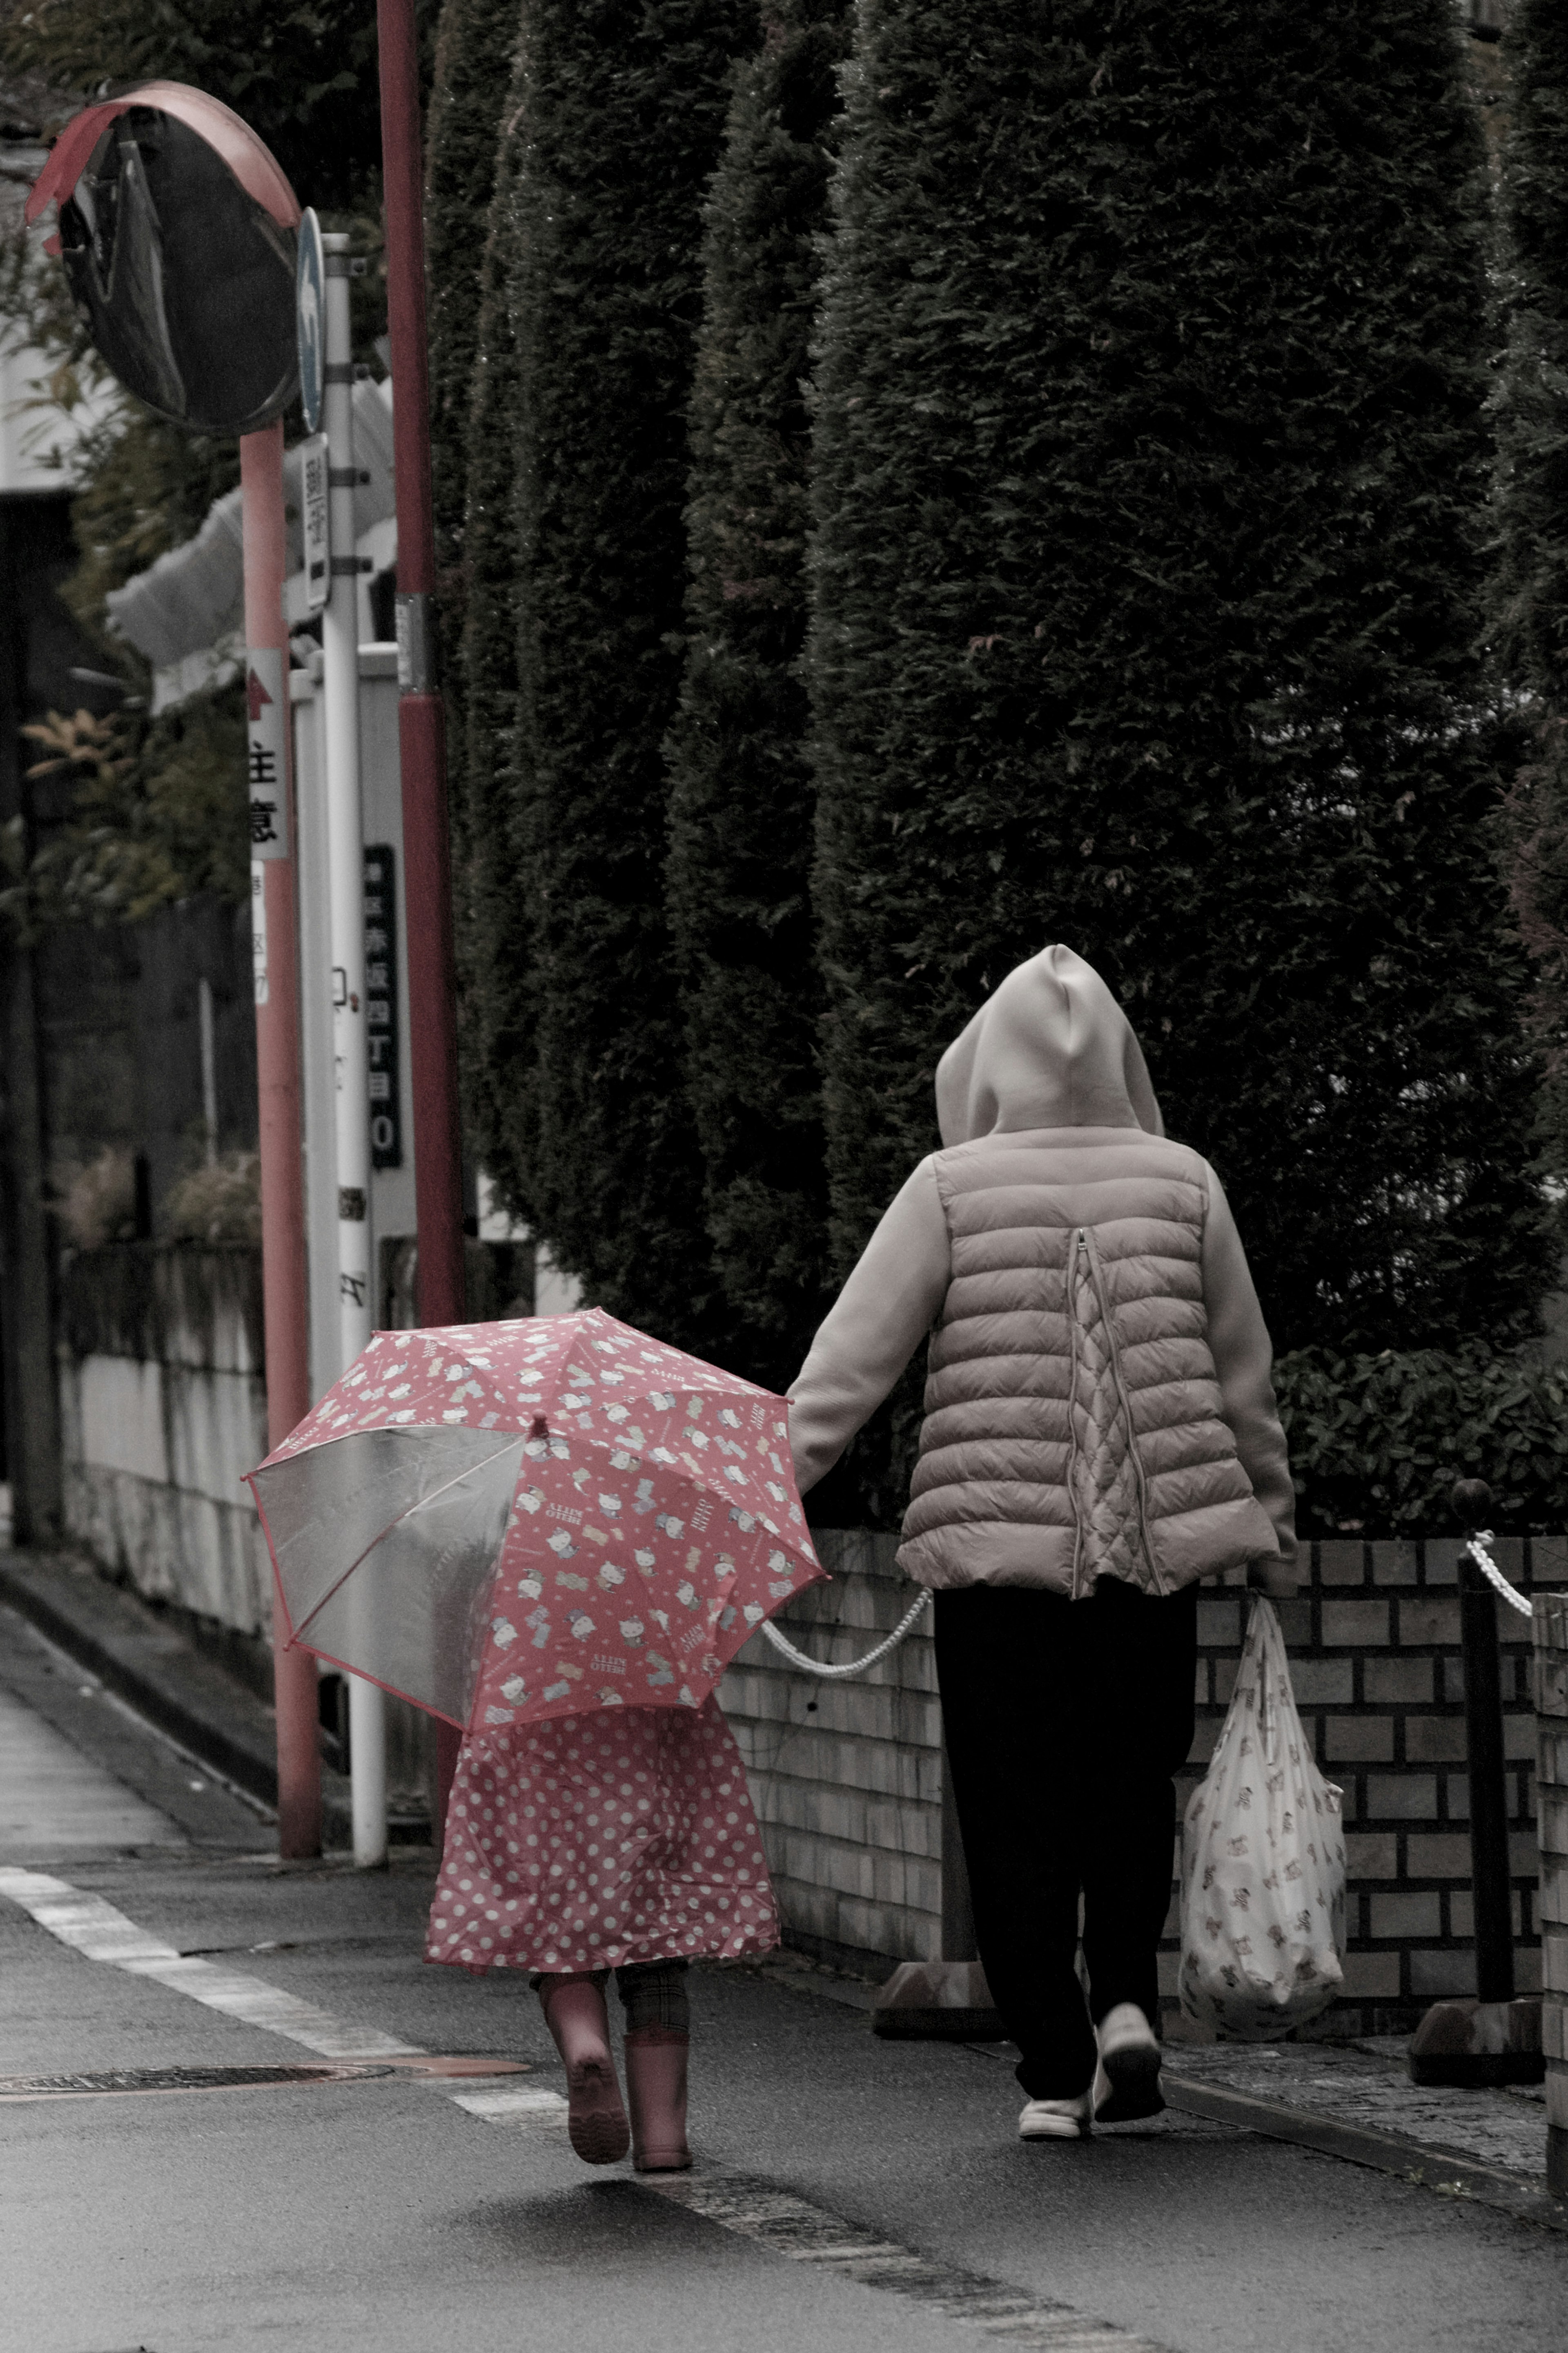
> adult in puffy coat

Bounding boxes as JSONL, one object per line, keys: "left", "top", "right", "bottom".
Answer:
{"left": 787, "top": 946, "right": 1298, "bottom": 2139}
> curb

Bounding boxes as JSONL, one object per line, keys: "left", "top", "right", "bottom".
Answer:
{"left": 1163, "top": 2072, "right": 1567, "bottom": 2235}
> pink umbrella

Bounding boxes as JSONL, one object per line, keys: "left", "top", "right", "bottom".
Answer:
{"left": 246, "top": 1309, "right": 824, "bottom": 1733}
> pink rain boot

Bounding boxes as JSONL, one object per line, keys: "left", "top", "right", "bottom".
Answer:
{"left": 538, "top": 1974, "right": 630, "bottom": 2165}
{"left": 624, "top": 2028, "right": 691, "bottom": 2173}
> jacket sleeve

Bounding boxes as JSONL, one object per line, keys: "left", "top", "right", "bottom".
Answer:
{"left": 786, "top": 1157, "right": 952, "bottom": 1494}
{"left": 1200, "top": 1161, "right": 1299, "bottom": 1584}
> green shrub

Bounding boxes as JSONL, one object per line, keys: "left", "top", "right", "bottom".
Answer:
{"left": 1276, "top": 1347, "right": 1568, "bottom": 1536}
{"left": 3, "top": 683, "right": 248, "bottom": 934}
{"left": 806, "top": 0, "right": 1552, "bottom": 1358}
{"left": 0, "top": 0, "right": 404, "bottom": 212}
{"left": 665, "top": 0, "right": 850, "bottom": 1392}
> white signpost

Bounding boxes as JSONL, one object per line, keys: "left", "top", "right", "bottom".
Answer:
{"left": 300, "top": 433, "right": 329, "bottom": 613}
{"left": 247, "top": 648, "right": 289, "bottom": 1010}
{"left": 302, "top": 219, "right": 386, "bottom": 1866}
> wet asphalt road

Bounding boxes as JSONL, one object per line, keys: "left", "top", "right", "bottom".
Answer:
{"left": 2, "top": 1621, "right": 1565, "bottom": 2353}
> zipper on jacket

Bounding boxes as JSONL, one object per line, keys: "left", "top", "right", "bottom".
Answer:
{"left": 1064, "top": 1234, "right": 1087, "bottom": 1602}
{"left": 1074, "top": 1224, "right": 1167, "bottom": 1598}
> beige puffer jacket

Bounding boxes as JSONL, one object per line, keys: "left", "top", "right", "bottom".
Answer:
{"left": 788, "top": 947, "right": 1298, "bottom": 1599}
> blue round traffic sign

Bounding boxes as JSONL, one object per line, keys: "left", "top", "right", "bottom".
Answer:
{"left": 296, "top": 206, "right": 324, "bottom": 433}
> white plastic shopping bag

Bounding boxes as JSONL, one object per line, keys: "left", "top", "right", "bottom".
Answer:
{"left": 1179, "top": 1595, "right": 1346, "bottom": 2038}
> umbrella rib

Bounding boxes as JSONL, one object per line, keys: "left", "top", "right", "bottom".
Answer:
{"left": 293, "top": 1437, "right": 524, "bottom": 1634}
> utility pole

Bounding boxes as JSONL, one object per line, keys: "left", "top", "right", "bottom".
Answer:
{"left": 321, "top": 230, "right": 386, "bottom": 1866}
{"left": 378, "top": 0, "right": 470, "bottom": 1845}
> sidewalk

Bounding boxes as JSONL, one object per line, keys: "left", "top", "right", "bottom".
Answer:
{"left": 747, "top": 1953, "right": 1564, "bottom": 2233}
{"left": 4, "top": 1542, "right": 1562, "bottom": 2238}
{"left": 1161, "top": 2039, "right": 1559, "bottom": 2235}
{"left": 0, "top": 1546, "right": 364, "bottom": 1845}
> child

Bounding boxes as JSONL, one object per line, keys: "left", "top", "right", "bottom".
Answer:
{"left": 427, "top": 1697, "right": 778, "bottom": 2167}
{"left": 786, "top": 946, "right": 1297, "bottom": 2138}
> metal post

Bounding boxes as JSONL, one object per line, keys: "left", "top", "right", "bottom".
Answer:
{"left": 239, "top": 423, "right": 321, "bottom": 1860}
{"left": 320, "top": 232, "right": 386, "bottom": 1866}
{"left": 1455, "top": 1484, "right": 1515, "bottom": 2003}
{"left": 1407, "top": 1479, "right": 1541, "bottom": 2086}
{"left": 378, "top": 0, "right": 469, "bottom": 1851}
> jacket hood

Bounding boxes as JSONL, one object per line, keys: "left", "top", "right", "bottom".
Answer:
{"left": 934, "top": 946, "right": 1165, "bottom": 1146}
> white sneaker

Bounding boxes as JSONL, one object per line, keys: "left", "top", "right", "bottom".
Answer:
{"left": 1017, "top": 2092, "right": 1092, "bottom": 2140}
{"left": 1092, "top": 2002, "right": 1163, "bottom": 2123}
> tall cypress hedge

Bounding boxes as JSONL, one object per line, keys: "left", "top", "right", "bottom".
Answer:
{"left": 1499, "top": 0, "right": 1568, "bottom": 1200}
{"left": 443, "top": 33, "right": 538, "bottom": 1207}
{"left": 665, "top": 0, "right": 849, "bottom": 1392}
{"left": 808, "top": 0, "right": 1552, "bottom": 1358}
{"left": 467, "top": 0, "right": 756, "bottom": 1346}
{"left": 425, "top": 0, "right": 521, "bottom": 657}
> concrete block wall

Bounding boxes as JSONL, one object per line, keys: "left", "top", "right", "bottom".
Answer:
{"left": 53, "top": 1240, "right": 435, "bottom": 1814}
{"left": 724, "top": 1530, "right": 1557, "bottom": 2027}
{"left": 58, "top": 1245, "right": 272, "bottom": 1635}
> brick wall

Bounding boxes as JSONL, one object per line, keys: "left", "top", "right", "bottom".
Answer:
{"left": 723, "top": 1531, "right": 1557, "bottom": 2027}
{"left": 1168, "top": 1538, "right": 1558, "bottom": 2036}
{"left": 719, "top": 1531, "right": 943, "bottom": 1972}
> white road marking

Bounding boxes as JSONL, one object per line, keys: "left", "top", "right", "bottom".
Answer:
{"left": 644, "top": 2170, "right": 1164, "bottom": 2348}
{"left": 0, "top": 1869, "right": 1157, "bottom": 2347}
{"left": 0, "top": 1867, "right": 419, "bottom": 2061}
{"left": 447, "top": 2082, "right": 569, "bottom": 2125}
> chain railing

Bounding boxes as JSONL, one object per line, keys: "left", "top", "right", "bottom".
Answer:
{"left": 760, "top": 1587, "right": 932, "bottom": 1680}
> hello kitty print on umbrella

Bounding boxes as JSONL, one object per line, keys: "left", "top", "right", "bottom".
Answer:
{"left": 245, "top": 1307, "right": 826, "bottom": 1735}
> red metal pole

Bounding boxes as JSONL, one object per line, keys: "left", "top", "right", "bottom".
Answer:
{"left": 377, "top": 0, "right": 467, "bottom": 1844}
{"left": 242, "top": 422, "right": 323, "bottom": 1860}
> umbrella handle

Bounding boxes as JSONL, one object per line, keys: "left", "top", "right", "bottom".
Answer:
{"left": 759, "top": 1588, "right": 932, "bottom": 1680}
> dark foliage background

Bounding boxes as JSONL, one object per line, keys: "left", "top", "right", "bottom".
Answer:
{"left": 18, "top": 0, "right": 1557, "bottom": 1534}
{"left": 1498, "top": 0, "right": 1568, "bottom": 1212}
{"left": 806, "top": 0, "right": 1552, "bottom": 1369}
{"left": 460, "top": 0, "right": 757, "bottom": 1349}
{"left": 0, "top": 0, "right": 416, "bottom": 210}
{"left": 664, "top": 0, "right": 849, "bottom": 1394}
{"left": 442, "top": 27, "right": 537, "bottom": 1222}
{"left": 422, "top": 0, "right": 530, "bottom": 1198}
{"left": 425, "top": 0, "right": 520, "bottom": 694}
{"left": 1276, "top": 1347, "right": 1568, "bottom": 1537}
{"left": 0, "top": 0, "right": 425, "bottom": 921}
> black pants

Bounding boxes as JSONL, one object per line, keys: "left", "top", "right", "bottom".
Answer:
{"left": 935, "top": 1577, "right": 1198, "bottom": 2100}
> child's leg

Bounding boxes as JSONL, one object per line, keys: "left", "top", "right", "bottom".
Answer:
{"left": 616, "top": 1960, "right": 690, "bottom": 2034}
{"left": 535, "top": 1970, "right": 630, "bottom": 2165}
{"left": 615, "top": 1962, "right": 691, "bottom": 2172}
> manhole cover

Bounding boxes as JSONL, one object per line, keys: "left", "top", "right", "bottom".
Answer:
{"left": 0, "top": 2063, "right": 395, "bottom": 2101}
